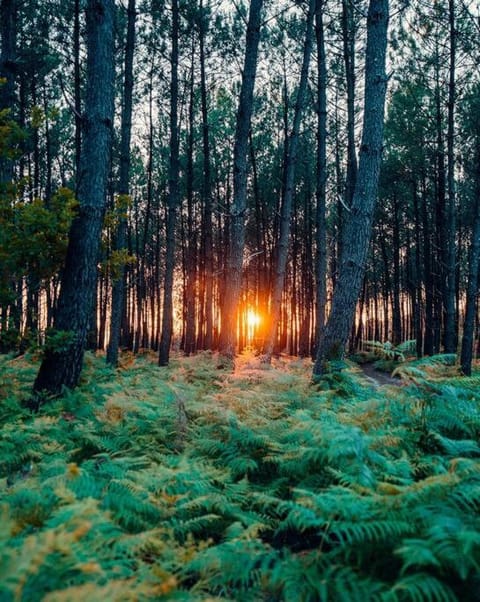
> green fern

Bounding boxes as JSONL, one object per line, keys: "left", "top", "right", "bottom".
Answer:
{"left": 1, "top": 351, "right": 480, "bottom": 600}
{"left": 386, "top": 573, "right": 458, "bottom": 602}
{"left": 362, "top": 339, "right": 417, "bottom": 362}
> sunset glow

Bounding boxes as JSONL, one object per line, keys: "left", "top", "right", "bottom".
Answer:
{"left": 245, "top": 309, "right": 261, "bottom": 347}
{"left": 246, "top": 309, "right": 261, "bottom": 329}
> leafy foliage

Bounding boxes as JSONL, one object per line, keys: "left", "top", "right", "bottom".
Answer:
{"left": 0, "top": 109, "right": 77, "bottom": 352}
{"left": 1, "top": 352, "right": 480, "bottom": 600}
{"left": 0, "top": 184, "right": 77, "bottom": 324}
{"left": 0, "top": 108, "right": 25, "bottom": 164}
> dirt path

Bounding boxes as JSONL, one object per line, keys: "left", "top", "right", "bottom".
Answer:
{"left": 358, "top": 362, "right": 401, "bottom": 387}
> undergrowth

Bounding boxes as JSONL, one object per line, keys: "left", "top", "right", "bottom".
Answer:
{"left": 1, "top": 350, "right": 480, "bottom": 601}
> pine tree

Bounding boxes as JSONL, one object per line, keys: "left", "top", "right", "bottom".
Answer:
{"left": 218, "top": 0, "right": 264, "bottom": 362}
{"left": 262, "top": 0, "right": 316, "bottom": 363}
{"left": 314, "top": 0, "right": 389, "bottom": 377}
{"left": 33, "top": 0, "right": 115, "bottom": 399}
{"left": 159, "top": 0, "right": 180, "bottom": 366}
{"left": 107, "top": 0, "right": 137, "bottom": 368}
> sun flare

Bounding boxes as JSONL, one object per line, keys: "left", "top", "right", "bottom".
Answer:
{"left": 246, "top": 309, "right": 261, "bottom": 329}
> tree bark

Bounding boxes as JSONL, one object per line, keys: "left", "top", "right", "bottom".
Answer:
{"left": 444, "top": 0, "right": 457, "bottom": 353}
{"left": 199, "top": 0, "right": 214, "bottom": 350}
{"left": 106, "top": 0, "right": 136, "bottom": 367}
{"left": 218, "top": 0, "right": 264, "bottom": 362}
{"left": 412, "top": 182, "right": 423, "bottom": 357}
{"left": 134, "top": 60, "right": 155, "bottom": 353}
{"left": 313, "top": 0, "right": 389, "bottom": 376}
{"left": 342, "top": 0, "right": 358, "bottom": 210}
{"left": 184, "top": 44, "right": 198, "bottom": 356}
{"left": 33, "top": 0, "right": 115, "bottom": 398}
{"left": 74, "top": 0, "right": 82, "bottom": 188}
{"left": 392, "top": 192, "right": 401, "bottom": 345}
{"left": 460, "top": 135, "right": 480, "bottom": 374}
{"left": 460, "top": 189, "right": 480, "bottom": 375}
{"left": 314, "top": 0, "right": 328, "bottom": 356}
{"left": 262, "top": 0, "right": 316, "bottom": 362}
{"left": 159, "top": 0, "right": 180, "bottom": 366}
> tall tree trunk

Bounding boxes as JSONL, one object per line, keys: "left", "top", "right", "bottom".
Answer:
{"left": 218, "top": 0, "right": 264, "bottom": 362}
{"left": 411, "top": 181, "right": 423, "bottom": 356}
{"left": 299, "top": 219, "right": 314, "bottom": 357}
{"left": 134, "top": 62, "right": 155, "bottom": 353}
{"left": 433, "top": 40, "right": 446, "bottom": 355}
{"left": 460, "top": 144, "right": 480, "bottom": 375}
{"left": 74, "top": 0, "right": 82, "bottom": 189}
{"left": 42, "top": 87, "right": 53, "bottom": 203}
{"left": 33, "top": 0, "right": 115, "bottom": 399}
{"left": 106, "top": 0, "right": 136, "bottom": 367}
{"left": 159, "top": 0, "right": 180, "bottom": 366}
{"left": 262, "top": 0, "right": 316, "bottom": 362}
{"left": 314, "top": 0, "right": 328, "bottom": 356}
{"left": 249, "top": 131, "right": 269, "bottom": 343}
{"left": 184, "top": 45, "right": 198, "bottom": 356}
{"left": 444, "top": 0, "right": 457, "bottom": 353}
{"left": 332, "top": 93, "right": 343, "bottom": 289}
{"left": 31, "top": 77, "right": 40, "bottom": 197}
{"left": 342, "top": 0, "right": 357, "bottom": 210}
{"left": 314, "top": 0, "right": 389, "bottom": 376}
{"left": 392, "top": 192, "right": 401, "bottom": 345}
{"left": 199, "top": 0, "right": 214, "bottom": 350}
{"left": 380, "top": 233, "right": 390, "bottom": 341}
{"left": 290, "top": 205, "right": 299, "bottom": 355}
{"left": 421, "top": 176, "right": 434, "bottom": 356}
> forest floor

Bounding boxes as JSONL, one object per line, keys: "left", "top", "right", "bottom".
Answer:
{"left": 1, "top": 350, "right": 480, "bottom": 601}
{"left": 357, "top": 361, "right": 402, "bottom": 387}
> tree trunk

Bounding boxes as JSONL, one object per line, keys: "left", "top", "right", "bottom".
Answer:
{"left": 218, "top": 0, "right": 264, "bottom": 362}
{"left": 392, "top": 192, "right": 401, "bottom": 345}
{"left": 184, "top": 45, "right": 198, "bottom": 356}
{"left": 460, "top": 143, "right": 480, "bottom": 374}
{"left": 332, "top": 94, "right": 342, "bottom": 290}
{"left": 342, "top": 0, "right": 357, "bottom": 210}
{"left": 42, "top": 87, "right": 53, "bottom": 203}
{"left": 299, "top": 181, "right": 314, "bottom": 358}
{"left": 74, "top": 0, "right": 82, "bottom": 189}
{"left": 433, "top": 42, "right": 446, "bottom": 355}
{"left": 444, "top": 0, "right": 457, "bottom": 353}
{"left": 412, "top": 181, "right": 423, "bottom": 356}
{"left": 262, "top": 0, "right": 316, "bottom": 362}
{"left": 460, "top": 201, "right": 480, "bottom": 375}
{"left": 33, "top": 0, "right": 115, "bottom": 399}
{"left": 134, "top": 62, "right": 155, "bottom": 353}
{"left": 199, "top": 0, "right": 214, "bottom": 350}
{"left": 313, "top": 0, "right": 389, "bottom": 376}
{"left": 106, "top": 0, "right": 136, "bottom": 367}
{"left": 159, "top": 0, "right": 180, "bottom": 366}
{"left": 421, "top": 176, "right": 434, "bottom": 356}
{"left": 314, "top": 0, "right": 328, "bottom": 356}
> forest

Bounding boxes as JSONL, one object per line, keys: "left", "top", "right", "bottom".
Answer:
{"left": 1, "top": 0, "right": 480, "bottom": 600}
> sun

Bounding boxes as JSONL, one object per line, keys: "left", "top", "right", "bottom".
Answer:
{"left": 246, "top": 309, "right": 261, "bottom": 329}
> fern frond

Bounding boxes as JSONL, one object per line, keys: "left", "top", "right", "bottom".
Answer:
{"left": 429, "top": 433, "right": 480, "bottom": 458}
{"left": 386, "top": 573, "right": 458, "bottom": 602}
{"left": 332, "top": 519, "right": 414, "bottom": 546}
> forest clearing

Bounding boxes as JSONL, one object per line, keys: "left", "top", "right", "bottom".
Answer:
{"left": 1, "top": 350, "right": 480, "bottom": 600}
